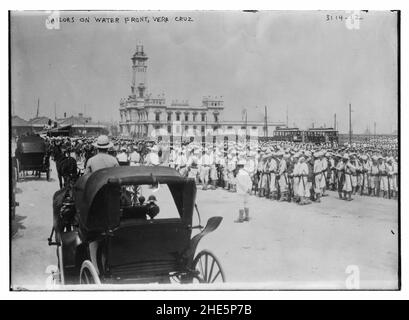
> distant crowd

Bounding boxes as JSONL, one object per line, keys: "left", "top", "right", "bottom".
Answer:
{"left": 31, "top": 133, "right": 399, "bottom": 204}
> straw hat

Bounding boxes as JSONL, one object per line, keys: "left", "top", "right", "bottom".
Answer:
{"left": 93, "top": 135, "right": 113, "bottom": 149}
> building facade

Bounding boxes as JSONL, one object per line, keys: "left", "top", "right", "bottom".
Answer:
{"left": 119, "top": 44, "right": 283, "bottom": 139}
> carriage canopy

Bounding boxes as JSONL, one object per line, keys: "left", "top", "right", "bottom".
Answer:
{"left": 73, "top": 166, "right": 196, "bottom": 234}
{"left": 16, "top": 135, "right": 46, "bottom": 154}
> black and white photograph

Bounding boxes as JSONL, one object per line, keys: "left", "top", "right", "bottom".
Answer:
{"left": 9, "top": 10, "right": 399, "bottom": 291}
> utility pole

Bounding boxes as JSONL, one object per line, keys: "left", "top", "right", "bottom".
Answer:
{"left": 244, "top": 109, "right": 248, "bottom": 150}
{"left": 374, "top": 121, "right": 377, "bottom": 137}
{"left": 54, "top": 102, "right": 57, "bottom": 120}
{"left": 36, "top": 98, "right": 40, "bottom": 118}
{"left": 286, "top": 106, "right": 288, "bottom": 127}
{"left": 334, "top": 113, "right": 337, "bottom": 130}
{"left": 349, "top": 103, "right": 352, "bottom": 144}
{"left": 264, "top": 106, "right": 268, "bottom": 137}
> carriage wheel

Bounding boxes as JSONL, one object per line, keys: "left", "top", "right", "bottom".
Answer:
{"left": 192, "top": 250, "right": 225, "bottom": 283}
{"left": 79, "top": 260, "right": 101, "bottom": 285}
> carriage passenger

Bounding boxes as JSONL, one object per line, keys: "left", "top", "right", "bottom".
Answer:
{"left": 84, "top": 135, "right": 119, "bottom": 174}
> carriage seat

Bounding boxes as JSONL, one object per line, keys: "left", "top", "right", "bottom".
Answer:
{"left": 121, "top": 205, "right": 149, "bottom": 220}
{"left": 102, "top": 218, "right": 191, "bottom": 282}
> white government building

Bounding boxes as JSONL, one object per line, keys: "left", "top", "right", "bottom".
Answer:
{"left": 119, "top": 44, "right": 284, "bottom": 139}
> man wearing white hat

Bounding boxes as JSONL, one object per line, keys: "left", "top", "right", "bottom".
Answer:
{"left": 116, "top": 146, "right": 129, "bottom": 166}
{"left": 361, "top": 155, "right": 370, "bottom": 195}
{"left": 145, "top": 145, "right": 160, "bottom": 166}
{"left": 234, "top": 158, "right": 252, "bottom": 223}
{"left": 256, "top": 151, "right": 266, "bottom": 196}
{"left": 267, "top": 154, "right": 279, "bottom": 200}
{"left": 328, "top": 153, "right": 337, "bottom": 191}
{"left": 297, "top": 156, "right": 311, "bottom": 205}
{"left": 335, "top": 154, "right": 345, "bottom": 199}
{"left": 369, "top": 156, "right": 379, "bottom": 197}
{"left": 200, "top": 148, "right": 211, "bottom": 190}
{"left": 378, "top": 156, "right": 388, "bottom": 198}
{"left": 278, "top": 152, "right": 289, "bottom": 201}
{"left": 342, "top": 154, "right": 356, "bottom": 201}
{"left": 84, "top": 135, "right": 119, "bottom": 174}
{"left": 313, "top": 151, "right": 324, "bottom": 203}
{"left": 187, "top": 149, "right": 199, "bottom": 183}
{"left": 387, "top": 156, "right": 398, "bottom": 199}
{"left": 290, "top": 153, "right": 300, "bottom": 202}
{"left": 129, "top": 145, "right": 141, "bottom": 166}
{"left": 209, "top": 149, "right": 218, "bottom": 190}
{"left": 227, "top": 151, "right": 237, "bottom": 192}
{"left": 320, "top": 152, "right": 328, "bottom": 196}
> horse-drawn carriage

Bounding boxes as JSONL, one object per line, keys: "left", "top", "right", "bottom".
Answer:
{"left": 15, "top": 135, "right": 50, "bottom": 181}
{"left": 48, "top": 166, "right": 225, "bottom": 285}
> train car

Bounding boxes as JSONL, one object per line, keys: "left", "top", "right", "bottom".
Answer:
{"left": 272, "top": 127, "right": 303, "bottom": 142}
{"left": 305, "top": 128, "right": 339, "bottom": 144}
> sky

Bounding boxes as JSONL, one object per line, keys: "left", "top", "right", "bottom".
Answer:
{"left": 10, "top": 10, "right": 398, "bottom": 134}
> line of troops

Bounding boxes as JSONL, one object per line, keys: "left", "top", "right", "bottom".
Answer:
{"left": 45, "top": 136, "right": 399, "bottom": 204}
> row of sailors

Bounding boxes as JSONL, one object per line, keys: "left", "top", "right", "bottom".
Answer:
{"left": 113, "top": 142, "right": 398, "bottom": 203}
{"left": 48, "top": 135, "right": 398, "bottom": 203}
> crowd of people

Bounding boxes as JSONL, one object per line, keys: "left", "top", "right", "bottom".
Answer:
{"left": 42, "top": 134, "right": 399, "bottom": 204}
{"left": 12, "top": 133, "right": 397, "bottom": 224}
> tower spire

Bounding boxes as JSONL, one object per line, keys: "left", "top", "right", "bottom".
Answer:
{"left": 131, "top": 42, "right": 148, "bottom": 98}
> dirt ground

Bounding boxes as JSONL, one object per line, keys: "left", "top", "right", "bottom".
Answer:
{"left": 11, "top": 161, "right": 399, "bottom": 290}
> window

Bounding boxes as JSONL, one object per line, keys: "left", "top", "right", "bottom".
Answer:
{"left": 167, "top": 125, "right": 172, "bottom": 133}
{"left": 167, "top": 112, "right": 172, "bottom": 121}
{"left": 201, "top": 113, "right": 206, "bottom": 122}
{"left": 201, "top": 126, "right": 205, "bottom": 133}
{"left": 176, "top": 113, "right": 180, "bottom": 121}
{"left": 193, "top": 114, "right": 197, "bottom": 122}
{"left": 155, "top": 113, "right": 160, "bottom": 121}
{"left": 185, "top": 125, "right": 189, "bottom": 131}
{"left": 214, "top": 114, "right": 218, "bottom": 122}
{"left": 185, "top": 113, "right": 189, "bottom": 121}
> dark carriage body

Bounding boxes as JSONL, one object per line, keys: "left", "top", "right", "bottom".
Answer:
{"left": 15, "top": 135, "right": 50, "bottom": 180}
{"left": 50, "top": 166, "right": 224, "bottom": 285}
